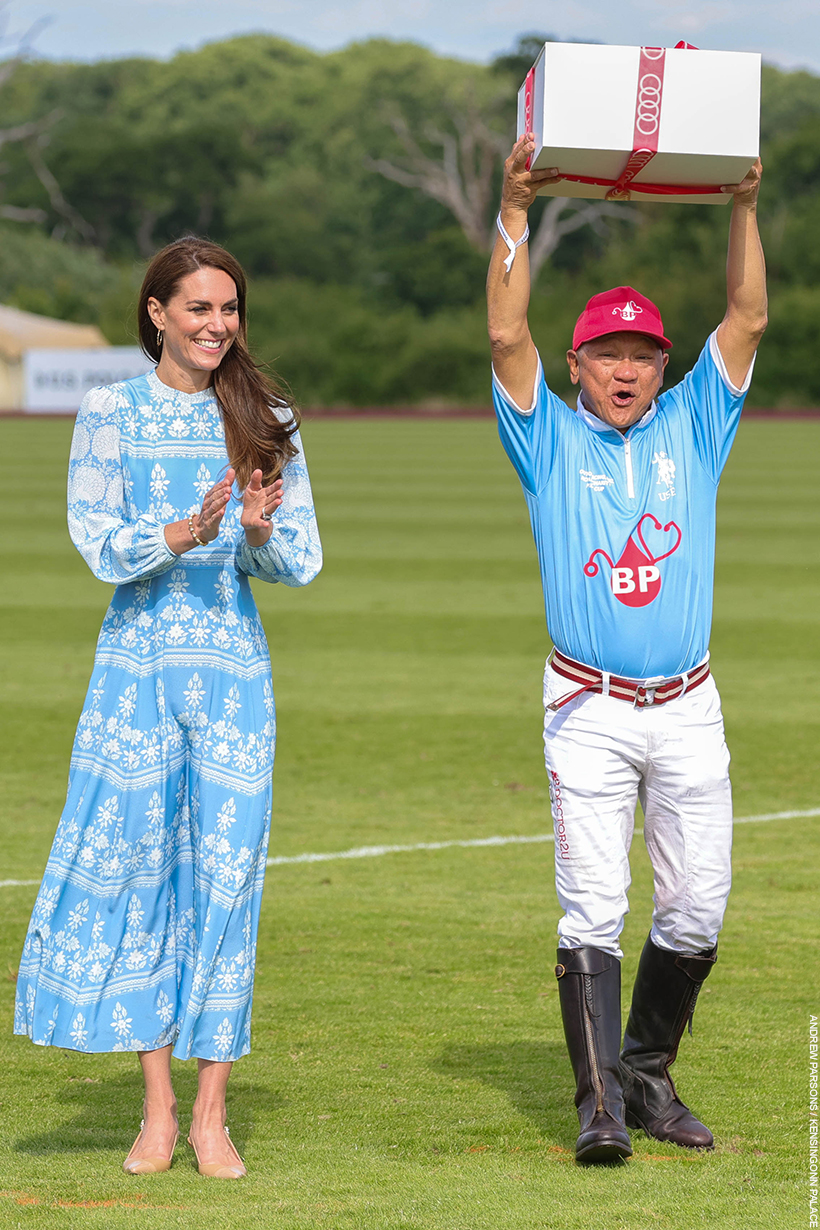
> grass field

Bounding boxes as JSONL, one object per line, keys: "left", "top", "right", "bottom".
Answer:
{"left": 0, "top": 414, "right": 817, "bottom": 1229}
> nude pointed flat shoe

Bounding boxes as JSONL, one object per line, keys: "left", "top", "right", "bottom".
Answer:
{"left": 187, "top": 1126, "right": 247, "bottom": 1179}
{"left": 123, "top": 1120, "right": 179, "bottom": 1175}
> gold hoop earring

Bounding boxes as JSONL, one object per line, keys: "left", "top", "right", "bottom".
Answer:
{"left": 157, "top": 329, "right": 163, "bottom": 347}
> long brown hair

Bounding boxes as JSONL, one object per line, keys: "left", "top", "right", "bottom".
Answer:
{"left": 137, "top": 236, "right": 299, "bottom": 487}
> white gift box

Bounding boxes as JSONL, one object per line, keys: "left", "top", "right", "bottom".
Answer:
{"left": 517, "top": 42, "right": 760, "bottom": 205}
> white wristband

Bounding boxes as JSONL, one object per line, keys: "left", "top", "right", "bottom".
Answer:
{"left": 497, "top": 212, "right": 530, "bottom": 273}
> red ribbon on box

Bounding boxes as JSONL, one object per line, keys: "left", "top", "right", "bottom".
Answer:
{"left": 534, "top": 41, "right": 727, "bottom": 201}
{"left": 523, "top": 66, "right": 536, "bottom": 170}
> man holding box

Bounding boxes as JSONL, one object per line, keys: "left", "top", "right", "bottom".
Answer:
{"left": 487, "top": 134, "right": 766, "bottom": 1163}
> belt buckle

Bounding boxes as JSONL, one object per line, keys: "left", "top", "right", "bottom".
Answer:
{"left": 636, "top": 677, "right": 663, "bottom": 708}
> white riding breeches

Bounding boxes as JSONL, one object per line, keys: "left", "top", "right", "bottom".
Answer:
{"left": 542, "top": 662, "right": 733, "bottom": 959}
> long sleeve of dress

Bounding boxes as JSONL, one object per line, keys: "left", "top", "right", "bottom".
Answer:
{"left": 234, "top": 428, "right": 322, "bottom": 586}
{"left": 68, "top": 385, "right": 178, "bottom": 584}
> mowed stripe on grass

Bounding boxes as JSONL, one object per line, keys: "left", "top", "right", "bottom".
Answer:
{"left": 0, "top": 415, "right": 816, "bottom": 1230}
{"left": 2, "top": 805, "right": 818, "bottom": 887}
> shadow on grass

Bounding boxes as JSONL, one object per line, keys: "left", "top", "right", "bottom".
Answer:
{"left": 431, "top": 1041, "right": 577, "bottom": 1149}
{"left": 13, "top": 1064, "right": 285, "bottom": 1157}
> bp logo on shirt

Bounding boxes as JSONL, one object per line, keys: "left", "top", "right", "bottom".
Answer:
{"left": 583, "top": 514, "right": 682, "bottom": 607}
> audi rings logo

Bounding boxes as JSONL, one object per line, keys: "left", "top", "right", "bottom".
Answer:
{"left": 636, "top": 73, "right": 663, "bottom": 136}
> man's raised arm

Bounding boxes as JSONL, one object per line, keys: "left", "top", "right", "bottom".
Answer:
{"left": 716, "top": 159, "right": 767, "bottom": 388}
{"left": 487, "top": 135, "right": 561, "bottom": 410}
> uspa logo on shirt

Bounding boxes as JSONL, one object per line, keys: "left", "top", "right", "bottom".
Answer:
{"left": 652, "top": 450, "right": 676, "bottom": 500}
{"left": 583, "top": 514, "right": 682, "bottom": 606}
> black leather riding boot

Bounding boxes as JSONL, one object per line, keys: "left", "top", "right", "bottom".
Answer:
{"left": 619, "top": 936, "right": 717, "bottom": 1149}
{"left": 555, "top": 947, "right": 632, "bottom": 1163}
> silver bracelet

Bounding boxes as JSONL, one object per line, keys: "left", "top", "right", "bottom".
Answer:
{"left": 496, "top": 212, "right": 530, "bottom": 273}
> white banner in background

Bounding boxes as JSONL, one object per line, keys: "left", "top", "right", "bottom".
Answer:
{"left": 23, "top": 347, "right": 152, "bottom": 412}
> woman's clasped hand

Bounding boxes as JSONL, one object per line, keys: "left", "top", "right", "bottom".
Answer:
{"left": 189, "top": 469, "right": 284, "bottom": 549}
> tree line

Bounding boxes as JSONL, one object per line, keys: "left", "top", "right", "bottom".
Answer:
{"left": 0, "top": 31, "right": 818, "bottom": 406}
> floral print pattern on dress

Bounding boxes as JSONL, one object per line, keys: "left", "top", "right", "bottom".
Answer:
{"left": 15, "top": 371, "right": 320, "bottom": 1061}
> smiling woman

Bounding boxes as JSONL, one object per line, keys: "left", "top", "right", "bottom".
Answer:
{"left": 150, "top": 268, "right": 240, "bottom": 377}
{"left": 13, "top": 236, "right": 322, "bottom": 1181}
{"left": 138, "top": 236, "right": 300, "bottom": 495}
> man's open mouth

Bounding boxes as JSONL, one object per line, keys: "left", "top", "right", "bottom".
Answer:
{"left": 613, "top": 390, "right": 636, "bottom": 405}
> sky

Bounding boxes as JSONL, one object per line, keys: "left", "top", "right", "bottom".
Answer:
{"left": 3, "top": 0, "right": 820, "bottom": 74}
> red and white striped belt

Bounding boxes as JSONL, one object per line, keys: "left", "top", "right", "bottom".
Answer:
{"left": 548, "top": 648, "right": 711, "bottom": 712}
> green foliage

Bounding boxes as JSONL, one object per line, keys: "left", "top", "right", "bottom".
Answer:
{"left": 0, "top": 37, "right": 818, "bottom": 404}
{"left": 248, "top": 278, "right": 488, "bottom": 406}
{"left": 490, "top": 32, "right": 557, "bottom": 81}
{"left": 748, "top": 284, "right": 820, "bottom": 405}
{"left": 759, "top": 63, "right": 820, "bottom": 142}
{"left": 0, "top": 222, "right": 130, "bottom": 325}
{"left": 490, "top": 31, "right": 600, "bottom": 81}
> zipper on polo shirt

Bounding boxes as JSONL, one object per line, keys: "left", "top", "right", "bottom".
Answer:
{"left": 623, "top": 438, "right": 635, "bottom": 499}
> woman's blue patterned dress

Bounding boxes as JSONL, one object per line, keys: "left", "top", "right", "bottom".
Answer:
{"left": 14, "top": 370, "right": 321, "bottom": 1061}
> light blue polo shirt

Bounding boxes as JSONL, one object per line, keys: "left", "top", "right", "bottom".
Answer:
{"left": 493, "top": 332, "right": 752, "bottom": 679}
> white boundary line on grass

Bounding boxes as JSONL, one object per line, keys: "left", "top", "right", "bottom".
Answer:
{"left": 264, "top": 806, "right": 820, "bottom": 866}
{"left": 2, "top": 807, "right": 817, "bottom": 889}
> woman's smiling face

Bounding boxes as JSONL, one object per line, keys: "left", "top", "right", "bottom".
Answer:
{"left": 148, "top": 267, "right": 240, "bottom": 382}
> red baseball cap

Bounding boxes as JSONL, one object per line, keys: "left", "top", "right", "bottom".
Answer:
{"left": 572, "top": 286, "right": 672, "bottom": 351}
